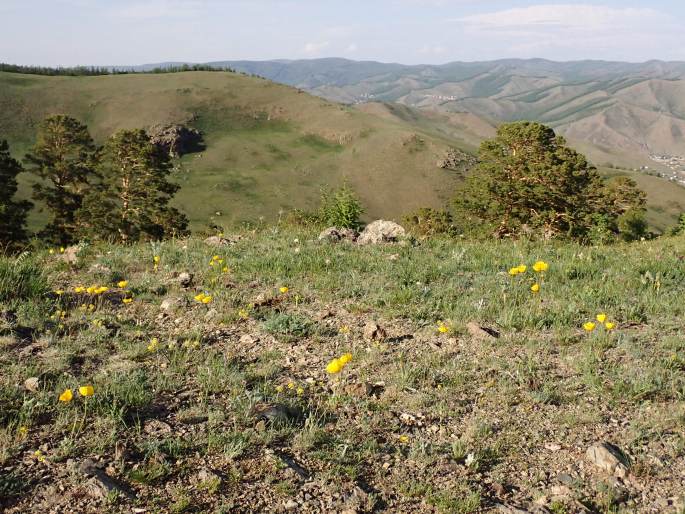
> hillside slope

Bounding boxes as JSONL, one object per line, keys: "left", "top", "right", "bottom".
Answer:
{"left": 0, "top": 71, "right": 467, "bottom": 230}
{"left": 220, "top": 58, "right": 685, "bottom": 168}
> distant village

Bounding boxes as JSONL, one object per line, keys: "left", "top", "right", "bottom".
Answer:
{"left": 646, "top": 154, "right": 685, "bottom": 186}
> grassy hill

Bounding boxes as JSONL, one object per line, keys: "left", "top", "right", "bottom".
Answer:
{"left": 1, "top": 228, "right": 685, "bottom": 512}
{"left": 0, "top": 71, "right": 467, "bottom": 232}
{"left": 221, "top": 58, "right": 685, "bottom": 169}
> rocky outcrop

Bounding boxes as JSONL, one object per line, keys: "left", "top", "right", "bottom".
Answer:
{"left": 149, "top": 124, "right": 204, "bottom": 157}
{"left": 437, "top": 147, "right": 477, "bottom": 171}
{"left": 318, "top": 227, "right": 358, "bottom": 243}
{"left": 357, "top": 220, "right": 406, "bottom": 245}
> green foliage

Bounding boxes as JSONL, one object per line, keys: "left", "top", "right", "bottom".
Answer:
{"left": 24, "top": 115, "right": 98, "bottom": 245}
{"left": 0, "top": 255, "right": 49, "bottom": 303}
{"left": 262, "top": 312, "right": 314, "bottom": 340}
{"left": 318, "top": 185, "right": 364, "bottom": 229}
{"left": 403, "top": 208, "right": 455, "bottom": 237}
{"left": 453, "top": 122, "right": 646, "bottom": 242}
{"left": 0, "top": 62, "right": 234, "bottom": 76}
{"left": 671, "top": 213, "right": 685, "bottom": 236}
{"left": 0, "top": 140, "right": 30, "bottom": 249}
{"left": 76, "top": 129, "right": 189, "bottom": 243}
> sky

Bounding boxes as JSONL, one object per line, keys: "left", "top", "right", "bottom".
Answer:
{"left": 1, "top": 0, "right": 684, "bottom": 66}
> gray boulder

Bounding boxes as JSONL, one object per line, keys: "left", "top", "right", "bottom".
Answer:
{"left": 357, "top": 220, "right": 406, "bottom": 245}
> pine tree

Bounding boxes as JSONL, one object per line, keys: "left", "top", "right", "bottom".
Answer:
{"left": 76, "top": 129, "right": 188, "bottom": 242}
{"left": 454, "top": 121, "right": 645, "bottom": 241}
{"left": 24, "top": 115, "right": 98, "bottom": 245}
{"left": 0, "top": 139, "right": 31, "bottom": 248}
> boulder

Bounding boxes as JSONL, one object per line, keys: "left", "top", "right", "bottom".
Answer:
{"left": 357, "top": 220, "right": 406, "bottom": 245}
{"left": 148, "top": 124, "right": 204, "bottom": 157}
{"left": 204, "top": 235, "right": 239, "bottom": 247}
{"left": 363, "top": 321, "right": 387, "bottom": 343}
{"left": 177, "top": 272, "right": 193, "bottom": 288}
{"left": 318, "top": 227, "right": 358, "bottom": 243}
{"left": 586, "top": 442, "right": 630, "bottom": 478}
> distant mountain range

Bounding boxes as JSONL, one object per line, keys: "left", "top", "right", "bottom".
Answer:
{"left": 132, "top": 58, "right": 685, "bottom": 170}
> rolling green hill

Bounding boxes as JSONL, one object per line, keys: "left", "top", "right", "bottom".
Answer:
{"left": 1, "top": 69, "right": 683, "bottom": 234}
{"left": 0, "top": 71, "right": 467, "bottom": 231}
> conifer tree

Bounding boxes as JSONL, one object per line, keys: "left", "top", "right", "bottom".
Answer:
{"left": 77, "top": 129, "right": 188, "bottom": 242}
{"left": 0, "top": 139, "right": 31, "bottom": 248}
{"left": 24, "top": 115, "right": 98, "bottom": 245}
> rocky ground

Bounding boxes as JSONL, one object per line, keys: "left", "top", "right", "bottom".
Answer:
{"left": 1, "top": 226, "right": 684, "bottom": 513}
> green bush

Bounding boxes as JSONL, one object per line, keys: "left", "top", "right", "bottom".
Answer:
{"left": 403, "top": 208, "right": 455, "bottom": 237}
{"left": 318, "top": 186, "right": 364, "bottom": 229}
{"left": 0, "top": 255, "right": 49, "bottom": 303}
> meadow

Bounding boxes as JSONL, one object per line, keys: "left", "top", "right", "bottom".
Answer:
{"left": 1, "top": 226, "right": 684, "bottom": 513}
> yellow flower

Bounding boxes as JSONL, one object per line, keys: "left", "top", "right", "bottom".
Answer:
{"left": 122, "top": 297, "right": 133, "bottom": 304}
{"left": 74, "top": 286, "right": 85, "bottom": 293}
{"left": 34, "top": 449, "right": 46, "bottom": 462}
{"left": 49, "top": 249, "right": 55, "bottom": 255}
{"left": 399, "top": 435, "right": 410, "bottom": 444}
{"left": 605, "top": 322, "right": 616, "bottom": 330}
{"left": 86, "top": 286, "right": 96, "bottom": 294}
{"left": 533, "top": 261, "right": 549, "bottom": 273}
{"left": 296, "top": 387, "right": 305, "bottom": 396}
{"left": 508, "top": 267, "right": 520, "bottom": 276}
{"left": 96, "top": 286, "right": 109, "bottom": 294}
{"left": 339, "top": 325, "right": 350, "bottom": 335}
{"left": 55, "top": 289, "right": 64, "bottom": 296}
{"left": 18, "top": 426, "right": 28, "bottom": 439}
{"left": 201, "top": 295, "right": 213, "bottom": 304}
{"left": 583, "top": 322, "right": 596, "bottom": 332}
{"left": 596, "top": 313, "right": 607, "bottom": 323}
{"left": 59, "top": 389, "right": 73, "bottom": 402}
{"left": 117, "top": 280, "right": 128, "bottom": 288}
{"left": 517, "top": 264, "right": 527, "bottom": 273}
{"left": 222, "top": 266, "right": 230, "bottom": 273}
{"left": 209, "top": 260, "right": 216, "bottom": 267}
{"left": 531, "top": 283, "right": 540, "bottom": 293}
{"left": 153, "top": 255, "right": 161, "bottom": 263}
{"left": 59, "top": 247, "right": 65, "bottom": 254}
{"left": 326, "top": 358, "right": 343, "bottom": 374}
{"left": 287, "top": 382, "right": 295, "bottom": 390}
{"left": 437, "top": 321, "right": 450, "bottom": 334}
{"left": 279, "top": 286, "right": 289, "bottom": 294}
{"left": 194, "top": 293, "right": 206, "bottom": 302}
{"left": 212, "top": 255, "right": 221, "bottom": 261}
{"left": 88, "top": 304, "right": 95, "bottom": 311}
{"left": 275, "top": 385, "right": 284, "bottom": 393}
{"left": 238, "top": 308, "right": 249, "bottom": 319}
{"left": 339, "top": 353, "right": 353, "bottom": 365}
{"left": 147, "top": 338, "right": 159, "bottom": 352}
{"left": 79, "top": 385, "right": 94, "bottom": 397}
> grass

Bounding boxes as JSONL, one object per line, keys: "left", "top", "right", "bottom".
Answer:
{"left": 1, "top": 227, "right": 684, "bottom": 512}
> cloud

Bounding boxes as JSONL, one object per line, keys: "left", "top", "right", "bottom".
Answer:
{"left": 302, "top": 41, "right": 330, "bottom": 55}
{"left": 112, "top": 0, "right": 207, "bottom": 20}
{"left": 346, "top": 43, "right": 359, "bottom": 53}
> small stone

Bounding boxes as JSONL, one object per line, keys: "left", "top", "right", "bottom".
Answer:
{"left": 284, "top": 499, "right": 298, "bottom": 510}
{"left": 79, "top": 458, "right": 133, "bottom": 499}
{"left": 196, "top": 468, "right": 221, "bottom": 486}
{"left": 178, "top": 272, "right": 193, "bottom": 288}
{"left": 254, "top": 404, "right": 304, "bottom": 426}
{"left": 24, "top": 377, "right": 40, "bottom": 392}
{"left": 204, "top": 308, "right": 218, "bottom": 321}
{"left": 363, "top": 321, "right": 387, "bottom": 343}
{"left": 143, "top": 419, "right": 172, "bottom": 436}
{"left": 466, "top": 322, "right": 499, "bottom": 340}
{"left": 160, "top": 297, "right": 181, "bottom": 311}
{"left": 586, "top": 442, "right": 630, "bottom": 478}
{"left": 60, "top": 246, "right": 80, "bottom": 264}
{"left": 204, "top": 235, "right": 238, "bottom": 247}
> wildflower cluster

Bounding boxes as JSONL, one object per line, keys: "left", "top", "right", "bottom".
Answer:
{"left": 508, "top": 260, "right": 548, "bottom": 294}
{"left": 326, "top": 353, "right": 353, "bottom": 374}
{"left": 194, "top": 292, "right": 213, "bottom": 304}
{"left": 58, "top": 384, "right": 94, "bottom": 403}
{"left": 437, "top": 320, "right": 452, "bottom": 334}
{"left": 275, "top": 381, "right": 306, "bottom": 396}
{"left": 209, "top": 254, "right": 230, "bottom": 273}
{"left": 583, "top": 313, "right": 616, "bottom": 332}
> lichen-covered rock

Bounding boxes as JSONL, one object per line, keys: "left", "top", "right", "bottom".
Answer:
{"left": 357, "top": 220, "right": 406, "bottom": 245}
{"left": 149, "top": 124, "right": 204, "bottom": 157}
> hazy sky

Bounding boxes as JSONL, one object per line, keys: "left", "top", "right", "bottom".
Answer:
{"left": 1, "top": 0, "right": 683, "bottom": 66}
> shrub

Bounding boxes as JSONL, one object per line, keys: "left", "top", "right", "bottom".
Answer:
{"left": 0, "top": 255, "right": 49, "bottom": 303}
{"left": 318, "top": 185, "right": 364, "bottom": 229}
{"left": 403, "top": 208, "right": 455, "bottom": 237}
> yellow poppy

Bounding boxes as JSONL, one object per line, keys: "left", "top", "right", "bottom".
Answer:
{"left": 533, "top": 261, "right": 549, "bottom": 272}
{"left": 79, "top": 385, "right": 94, "bottom": 397}
{"left": 238, "top": 308, "right": 249, "bottom": 319}
{"left": 296, "top": 387, "right": 305, "bottom": 395}
{"left": 531, "top": 283, "right": 540, "bottom": 293}
{"left": 326, "top": 359, "right": 343, "bottom": 374}
{"left": 517, "top": 265, "right": 527, "bottom": 273}
{"left": 59, "top": 389, "right": 73, "bottom": 402}
{"left": 279, "top": 286, "right": 289, "bottom": 294}
{"left": 194, "top": 293, "right": 206, "bottom": 302}
{"left": 153, "top": 255, "right": 161, "bottom": 263}
{"left": 596, "top": 313, "right": 607, "bottom": 323}
{"left": 339, "top": 353, "right": 353, "bottom": 365}
{"left": 147, "top": 338, "right": 159, "bottom": 352}
{"left": 399, "top": 435, "right": 410, "bottom": 444}
{"left": 287, "top": 382, "right": 295, "bottom": 390}
{"left": 201, "top": 296, "right": 213, "bottom": 304}
{"left": 122, "top": 297, "right": 133, "bottom": 304}
{"left": 74, "top": 286, "right": 85, "bottom": 293}
{"left": 605, "top": 322, "right": 616, "bottom": 330}
{"left": 117, "top": 280, "right": 128, "bottom": 288}
{"left": 508, "top": 267, "right": 520, "bottom": 276}
{"left": 437, "top": 322, "right": 450, "bottom": 333}
{"left": 583, "top": 322, "right": 596, "bottom": 332}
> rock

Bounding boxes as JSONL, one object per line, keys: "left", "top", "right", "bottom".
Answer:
{"left": 178, "top": 272, "right": 193, "bottom": 288}
{"left": 344, "top": 382, "right": 373, "bottom": 397}
{"left": 466, "top": 322, "right": 500, "bottom": 340}
{"left": 254, "top": 404, "right": 304, "bottom": 426}
{"left": 357, "top": 220, "right": 406, "bottom": 245}
{"left": 318, "top": 227, "right": 358, "bottom": 243}
{"left": 79, "top": 458, "right": 133, "bottom": 499}
{"left": 60, "top": 246, "right": 80, "bottom": 265}
{"left": 149, "top": 123, "right": 204, "bottom": 157}
{"left": 363, "top": 321, "right": 387, "bottom": 343}
{"left": 24, "top": 377, "right": 40, "bottom": 392}
{"left": 160, "top": 297, "right": 182, "bottom": 311}
{"left": 204, "top": 308, "right": 218, "bottom": 321}
{"left": 437, "top": 147, "right": 476, "bottom": 170}
{"left": 284, "top": 499, "right": 298, "bottom": 510}
{"left": 143, "top": 419, "right": 172, "bottom": 436}
{"left": 239, "top": 334, "right": 258, "bottom": 345}
{"left": 204, "top": 235, "right": 239, "bottom": 247}
{"left": 586, "top": 442, "right": 630, "bottom": 478}
{"left": 196, "top": 468, "right": 221, "bottom": 486}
